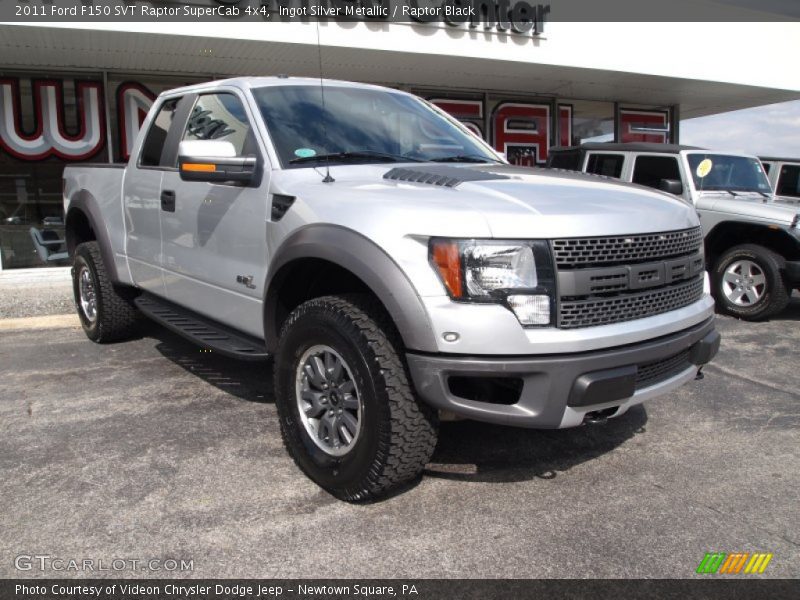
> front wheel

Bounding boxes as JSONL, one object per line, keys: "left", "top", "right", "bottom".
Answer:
{"left": 274, "top": 294, "right": 438, "bottom": 502}
{"left": 711, "top": 244, "right": 790, "bottom": 321}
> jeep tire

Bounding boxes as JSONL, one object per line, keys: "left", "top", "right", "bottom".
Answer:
{"left": 711, "top": 243, "right": 790, "bottom": 321}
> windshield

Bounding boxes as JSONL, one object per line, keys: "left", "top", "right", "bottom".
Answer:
{"left": 687, "top": 153, "right": 772, "bottom": 194}
{"left": 251, "top": 85, "right": 499, "bottom": 168}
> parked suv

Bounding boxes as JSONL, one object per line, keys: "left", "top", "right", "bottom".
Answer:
{"left": 549, "top": 143, "right": 800, "bottom": 320}
{"left": 761, "top": 157, "right": 800, "bottom": 206}
{"left": 63, "top": 79, "right": 719, "bottom": 501}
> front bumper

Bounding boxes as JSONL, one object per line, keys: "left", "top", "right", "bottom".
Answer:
{"left": 406, "top": 317, "right": 719, "bottom": 429}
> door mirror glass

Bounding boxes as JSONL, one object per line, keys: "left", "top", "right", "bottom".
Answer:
{"left": 178, "top": 140, "right": 258, "bottom": 185}
{"left": 658, "top": 178, "right": 683, "bottom": 196}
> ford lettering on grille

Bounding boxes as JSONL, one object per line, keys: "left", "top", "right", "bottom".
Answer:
{"left": 553, "top": 227, "right": 706, "bottom": 329}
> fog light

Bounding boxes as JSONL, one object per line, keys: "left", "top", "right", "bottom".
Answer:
{"left": 507, "top": 294, "right": 550, "bottom": 326}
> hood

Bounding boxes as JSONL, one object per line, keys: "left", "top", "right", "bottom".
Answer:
{"left": 270, "top": 163, "right": 699, "bottom": 240}
{"left": 696, "top": 192, "right": 799, "bottom": 225}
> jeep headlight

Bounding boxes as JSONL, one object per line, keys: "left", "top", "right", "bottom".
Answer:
{"left": 429, "top": 239, "right": 556, "bottom": 326}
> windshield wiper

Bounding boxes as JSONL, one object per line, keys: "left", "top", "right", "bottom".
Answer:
{"left": 430, "top": 154, "right": 503, "bottom": 164}
{"left": 289, "top": 151, "right": 422, "bottom": 165}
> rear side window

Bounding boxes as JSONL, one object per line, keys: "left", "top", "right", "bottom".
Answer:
{"left": 777, "top": 165, "right": 800, "bottom": 198}
{"left": 632, "top": 155, "right": 682, "bottom": 190}
{"left": 586, "top": 153, "right": 624, "bottom": 178}
{"left": 139, "top": 97, "right": 180, "bottom": 167}
{"left": 180, "top": 92, "right": 256, "bottom": 158}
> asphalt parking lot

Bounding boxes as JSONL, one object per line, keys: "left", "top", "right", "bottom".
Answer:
{"left": 0, "top": 283, "right": 798, "bottom": 579}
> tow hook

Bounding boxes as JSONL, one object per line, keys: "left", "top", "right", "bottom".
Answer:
{"left": 695, "top": 367, "right": 704, "bottom": 381}
{"left": 583, "top": 407, "right": 617, "bottom": 426}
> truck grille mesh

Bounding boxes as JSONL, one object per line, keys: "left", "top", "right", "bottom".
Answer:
{"left": 635, "top": 349, "right": 693, "bottom": 390}
{"left": 558, "top": 276, "right": 704, "bottom": 329}
{"left": 552, "top": 227, "right": 703, "bottom": 269}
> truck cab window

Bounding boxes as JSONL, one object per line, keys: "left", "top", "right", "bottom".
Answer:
{"left": 632, "top": 155, "right": 681, "bottom": 190}
{"left": 139, "top": 97, "right": 180, "bottom": 167}
{"left": 252, "top": 85, "right": 497, "bottom": 168}
{"left": 586, "top": 153, "right": 624, "bottom": 178}
{"left": 181, "top": 93, "right": 254, "bottom": 157}
{"left": 777, "top": 165, "right": 800, "bottom": 198}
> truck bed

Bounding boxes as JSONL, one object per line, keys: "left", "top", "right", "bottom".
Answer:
{"left": 63, "top": 163, "right": 129, "bottom": 285}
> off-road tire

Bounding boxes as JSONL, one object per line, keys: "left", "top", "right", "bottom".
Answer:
{"left": 73, "top": 241, "right": 140, "bottom": 342}
{"left": 711, "top": 244, "right": 790, "bottom": 321}
{"left": 274, "top": 294, "right": 438, "bottom": 502}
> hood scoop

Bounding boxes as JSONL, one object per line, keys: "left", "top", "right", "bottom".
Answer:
{"left": 383, "top": 165, "right": 509, "bottom": 188}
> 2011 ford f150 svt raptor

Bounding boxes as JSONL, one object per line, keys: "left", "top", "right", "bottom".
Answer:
{"left": 63, "top": 78, "right": 719, "bottom": 501}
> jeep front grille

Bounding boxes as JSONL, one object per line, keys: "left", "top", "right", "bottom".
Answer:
{"left": 558, "top": 276, "right": 704, "bottom": 329}
{"left": 552, "top": 227, "right": 703, "bottom": 270}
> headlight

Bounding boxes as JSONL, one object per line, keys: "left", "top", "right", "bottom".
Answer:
{"left": 429, "top": 238, "right": 556, "bottom": 326}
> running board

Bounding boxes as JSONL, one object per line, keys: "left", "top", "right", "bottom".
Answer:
{"left": 135, "top": 293, "right": 269, "bottom": 361}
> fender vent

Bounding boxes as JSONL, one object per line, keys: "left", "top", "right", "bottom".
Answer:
{"left": 383, "top": 165, "right": 509, "bottom": 188}
{"left": 271, "top": 194, "right": 295, "bottom": 221}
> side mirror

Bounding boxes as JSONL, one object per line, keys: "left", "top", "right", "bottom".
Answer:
{"left": 659, "top": 178, "right": 683, "bottom": 196}
{"left": 178, "top": 140, "right": 258, "bottom": 185}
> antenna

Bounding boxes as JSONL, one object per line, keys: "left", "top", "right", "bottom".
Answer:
{"left": 315, "top": 21, "right": 335, "bottom": 183}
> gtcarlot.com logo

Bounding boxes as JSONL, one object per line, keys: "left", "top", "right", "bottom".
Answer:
{"left": 14, "top": 555, "right": 194, "bottom": 572}
{"left": 696, "top": 552, "right": 773, "bottom": 574}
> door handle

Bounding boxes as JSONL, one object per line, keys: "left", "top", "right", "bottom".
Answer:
{"left": 161, "top": 190, "right": 176, "bottom": 212}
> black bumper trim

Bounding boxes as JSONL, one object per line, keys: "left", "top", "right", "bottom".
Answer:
{"left": 784, "top": 260, "right": 800, "bottom": 286}
{"left": 406, "top": 317, "right": 718, "bottom": 428}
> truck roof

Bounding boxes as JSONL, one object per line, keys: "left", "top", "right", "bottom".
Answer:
{"left": 157, "top": 76, "right": 402, "bottom": 98}
{"left": 551, "top": 142, "right": 705, "bottom": 154}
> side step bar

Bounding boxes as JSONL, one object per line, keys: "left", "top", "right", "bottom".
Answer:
{"left": 134, "top": 293, "right": 269, "bottom": 361}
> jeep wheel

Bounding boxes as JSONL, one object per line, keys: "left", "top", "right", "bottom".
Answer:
{"left": 711, "top": 244, "right": 790, "bottom": 320}
{"left": 73, "top": 241, "right": 140, "bottom": 342}
{"left": 274, "top": 294, "right": 438, "bottom": 502}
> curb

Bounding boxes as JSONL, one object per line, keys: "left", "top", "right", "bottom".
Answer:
{"left": 0, "top": 314, "right": 80, "bottom": 331}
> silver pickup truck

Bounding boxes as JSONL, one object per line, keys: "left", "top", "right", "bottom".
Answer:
{"left": 548, "top": 143, "right": 800, "bottom": 321}
{"left": 63, "top": 78, "right": 719, "bottom": 501}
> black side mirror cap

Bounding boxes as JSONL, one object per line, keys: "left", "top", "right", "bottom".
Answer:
{"left": 659, "top": 178, "right": 684, "bottom": 196}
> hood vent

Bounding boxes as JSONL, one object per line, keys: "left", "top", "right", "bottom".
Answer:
{"left": 383, "top": 165, "right": 509, "bottom": 188}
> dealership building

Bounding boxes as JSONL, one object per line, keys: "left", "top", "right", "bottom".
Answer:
{"left": 1, "top": 13, "right": 799, "bottom": 269}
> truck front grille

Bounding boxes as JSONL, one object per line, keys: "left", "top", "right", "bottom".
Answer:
{"left": 558, "top": 276, "right": 704, "bottom": 329}
{"left": 552, "top": 227, "right": 703, "bottom": 269}
{"left": 635, "top": 349, "right": 693, "bottom": 390}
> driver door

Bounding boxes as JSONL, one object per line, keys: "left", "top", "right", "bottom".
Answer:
{"left": 159, "top": 90, "right": 270, "bottom": 338}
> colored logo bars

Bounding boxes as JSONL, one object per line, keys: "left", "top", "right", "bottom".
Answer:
{"left": 696, "top": 552, "right": 773, "bottom": 574}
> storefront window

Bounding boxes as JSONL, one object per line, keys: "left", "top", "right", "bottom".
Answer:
{"left": 561, "top": 99, "right": 615, "bottom": 145}
{"left": 0, "top": 72, "right": 106, "bottom": 269}
{"left": 619, "top": 104, "right": 671, "bottom": 143}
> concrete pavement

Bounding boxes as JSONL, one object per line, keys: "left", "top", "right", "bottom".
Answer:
{"left": 0, "top": 299, "right": 798, "bottom": 578}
